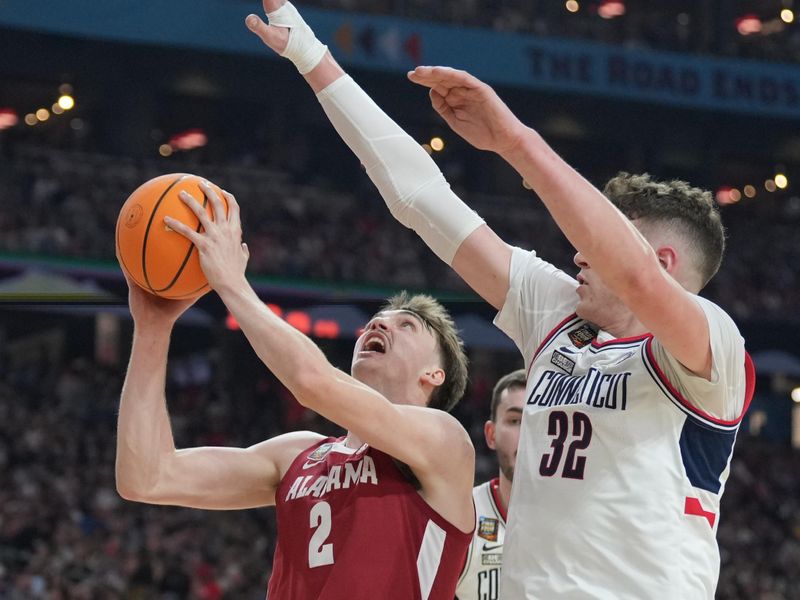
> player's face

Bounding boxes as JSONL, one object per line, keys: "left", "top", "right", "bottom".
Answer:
{"left": 485, "top": 386, "right": 526, "bottom": 483}
{"left": 573, "top": 250, "right": 632, "bottom": 327}
{"left": 351, "top": 310, "right": 442, "bottom": 404}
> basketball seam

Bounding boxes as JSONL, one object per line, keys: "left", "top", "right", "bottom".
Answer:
{"left": 141, "top": 174, "right": 207, "bottom": 295}
{"left": 152, "top": 189, "right": 208, "bottom": 293}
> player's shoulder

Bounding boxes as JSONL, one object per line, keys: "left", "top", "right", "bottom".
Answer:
{"left": 692, "top": 294, "right": 740, "bottom": 331}
{"left": 472, "top": 479, "right": 493, "bottom": 498}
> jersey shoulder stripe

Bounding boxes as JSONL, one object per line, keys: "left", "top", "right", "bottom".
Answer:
{"left": 643, "top": 338, "right": 755, "bottom": 430}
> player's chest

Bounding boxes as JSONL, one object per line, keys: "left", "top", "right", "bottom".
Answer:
{"left": 525, "top": 334, "right": 651, "bottom": 416}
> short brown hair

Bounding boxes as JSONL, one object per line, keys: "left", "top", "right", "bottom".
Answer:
{"left": 490, "top": 369, "right": 527, "bottom": 421}
{"left": 603, "top": 172, "right": 725, "bottom": 287}
{"left": 379, "top": 292, "right": 468, "bottom": 412}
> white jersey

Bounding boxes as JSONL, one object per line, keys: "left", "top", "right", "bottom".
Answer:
{"left": 455, "top": 479, "right": 507, "bottom": 600}
{"left": 494, "top": 248, "right": 754, "bottom": 600}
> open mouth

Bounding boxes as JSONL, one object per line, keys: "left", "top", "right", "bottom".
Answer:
{"left": 362, "top": 336, "right": 387, "bottom": 354}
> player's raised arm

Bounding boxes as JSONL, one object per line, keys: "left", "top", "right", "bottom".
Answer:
{"left": 115, "top": 276, "right": 321, "bottom": 510}
{"left": 166, "top": 183, "right": 475, "bottom": 531}
{"left": 409, "top": 66, "right": 713, "bottom": 379}
{"left": 245, "top": 0, "right": 512, "bottom": 310}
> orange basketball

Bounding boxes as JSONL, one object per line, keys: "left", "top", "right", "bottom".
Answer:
{"left": 115, "top": 173, "right": 229, "bottom": 299}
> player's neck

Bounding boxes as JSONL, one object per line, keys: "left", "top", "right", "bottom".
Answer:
{"left": 497, "top": 473, "right": 512, "bottom": 514}
{"left": 598, "top": 311, "right": 647, "bottom": 340}
{"left": 343, "top": 432, "right": 364, "bottom": 449}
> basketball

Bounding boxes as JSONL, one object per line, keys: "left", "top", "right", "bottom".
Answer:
{"left": 115, "top": 173, "right": 229, "bottom": 299}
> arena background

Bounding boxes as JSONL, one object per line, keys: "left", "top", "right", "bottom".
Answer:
{"left": 1, "top": 1, "right": 799, "bottom": 598}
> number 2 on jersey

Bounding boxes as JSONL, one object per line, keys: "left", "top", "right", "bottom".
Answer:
{"left": 539, "top": 410, "right": 592, "bottom": 479}
{"left": 308, "top": 501, "right": 334, "bottom": 568}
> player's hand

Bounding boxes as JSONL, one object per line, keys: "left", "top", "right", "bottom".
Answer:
{"left": 408, "top": 66, "right": 527, "bottom": 156}
{"left": 164, "top": 183, "right": 250, "bottom": 295}
{"left": 122, "top": 273, "right": 199, "bottom": 331}
{"left": 246, "top": 1, "right": 290, "bottom": 55}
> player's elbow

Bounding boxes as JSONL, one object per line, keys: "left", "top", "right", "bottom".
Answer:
{"left": 115, "top": 464, "right": 161, "bottom": 503}
{"left": 115, "top": 476, "right": 147, "bottom": 502}
{"left": 291, "top": 363, "right": 336, "bottom": 408}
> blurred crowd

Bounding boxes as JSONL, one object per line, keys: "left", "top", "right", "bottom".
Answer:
{"left": 1, "top": 144, "right": 797, "bottom": 321}
{"left": 0, "top": 321, "right": 796, "bottom": 599}
{"left": 299, "top": 0, "right": 800, "bottom": 64}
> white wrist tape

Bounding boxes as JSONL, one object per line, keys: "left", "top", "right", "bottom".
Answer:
{"left": 266, "top": 1, "right": 328, "bottom": 75}
{"left": 317, "top": 76, "right": 484, "bottom": 265}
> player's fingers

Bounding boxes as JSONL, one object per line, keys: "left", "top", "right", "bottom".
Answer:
{"left": 429, "top": 89, "right": 452, "bottom": 116}
{"left": 222, "top": 190, "right": 240, "bottom": 225}
{"left": 164, "top": 216, "right": 204, "bottom": 247}
{"left": 179, "top": 190, "right": 213, "bottom": 231}
{"left": 409, "top": 66, "right": 480, "bottom": 89}
{"left": 200, "top": 182, "right": 226, "bottom": 224}
{"left": 244, "top": 15, "right": 289, "bottom": 53}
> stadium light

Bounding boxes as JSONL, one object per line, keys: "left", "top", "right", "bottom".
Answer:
{"left": 24, "top": 113, "right": 37, "bottom": 126}
{"left": 58, "top": 95, "right": 75, "bottom": 110}
{"left": 35, "top": 108, "right": 50, "bottom": 122}
{"left": 598, "top": 0, "right": 626, "bottom": 19}
{"left": 765, "top": 179, "right": 777, "bottom": 192}
{"left": 430, "top": 136, "right": 445, "bottom": 152}
{"left": 743, "top": 184, "right": 757, "bottom": 198}
{"left": 158, "top": 144, "right": 173, "bottom": 157}
{"left": 0, "top": 108, "right": 18, "bottom": 130}
{"left": 781, "top": 9, "right": 795, "bottom": 24}
{"left": 736, "top": 14, "right": 762, "bottom": 35}
{"left": 565, "top": 0, "right": 579, "bottom": 13}
{"left": 52, "top": 103, "right": 64, "bottom": 115}
{"left": 775, "top": 173, "right": 789, "bottom": 189}
{"left": 792, "top": 387, "right": 800, "bottom": 403}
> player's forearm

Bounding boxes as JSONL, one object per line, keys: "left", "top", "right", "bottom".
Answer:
{"left": 502, "top": 128, "right": 655, "bottom": 291}
{"left": 313, "top": 74, "right": 484, "bottom": 265}
{"left": 216, "top": 278, "right": 335, "bottom": 407}
{"left": 116, "top": 328, "right": 177, "bottom": 500}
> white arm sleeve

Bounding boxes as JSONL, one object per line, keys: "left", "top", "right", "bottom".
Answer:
{"left": 316, "top": 75, "right": 484, "bottom": 265}
{"left": 649, "top": 296, "right": 747, "bottom": 421}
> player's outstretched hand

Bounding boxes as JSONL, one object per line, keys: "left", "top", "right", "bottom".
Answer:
{"left": 164, "top": 183, "right": 250, "bottom": 295}
{"left": 408, "top": 66, "right": 526, "bottom": 156}
{"left": 122, "top": 273, "right": 200, "bottom": 330}
{"left": 246, "top": 0, "right": 290, "bottom": 55}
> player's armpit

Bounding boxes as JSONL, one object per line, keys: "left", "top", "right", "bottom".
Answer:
{"left": 118, "top": 431, "right": 323, "bottom": 510}
{"left": 451, "top": 225, "right": 513, "bottom": 310}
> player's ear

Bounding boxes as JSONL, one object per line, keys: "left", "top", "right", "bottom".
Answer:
{"left": 421, "top": 366, "right": 445, "bottom": 389}
{"left": 655, "top": 245, "right": 678, "bottom": 274}
{"left": 484, "top": 420, "right": 496, "bottom": 450}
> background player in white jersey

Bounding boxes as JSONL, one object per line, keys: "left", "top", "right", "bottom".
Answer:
{"left": 115, "top": 180, "right": 475, "bottom": 598}
{"left": 456, "top": 369, "right": 525, "bottom": 600}
{"left": 245, "top": 3, "right": 755, "bottom": 597}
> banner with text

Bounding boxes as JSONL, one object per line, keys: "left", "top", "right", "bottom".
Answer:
{"left": 3, "top": 0, "right": 799, "bottom": 118}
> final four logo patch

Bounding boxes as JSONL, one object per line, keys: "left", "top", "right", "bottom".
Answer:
{"left": 478, "top": 517, "right": 499, "bottom": 541}
{"left": 306, "top": 443, "right": 334, "bottom": 463}
{"left": 568, "top": 324, "right": 598, "bottom": 348}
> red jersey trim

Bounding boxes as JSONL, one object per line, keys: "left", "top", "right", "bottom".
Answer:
{"left": 684, "top": 497, "right": 716, "bottom": 528}
{"left": 530, "top": 313, "right": 581, "bottom": 374}
{"left": 488, "top": 478, "right": 507, "bottom": 523}
{"left": 644, "top": 338, "right": 755, "bottom": 427}
{"left": 590, "top": 333, "right": 651, "bottom": 348}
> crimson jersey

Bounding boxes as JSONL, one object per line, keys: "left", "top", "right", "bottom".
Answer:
{"left": 267, "top": 437, "right": 472, "bottom": 600}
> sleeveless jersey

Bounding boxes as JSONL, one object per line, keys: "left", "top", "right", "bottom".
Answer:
{"left": 267, "top": 437, "right": 472, "bottom": 600}
{"left": 455, "top": 478, "right": 507, "bottom": 600}
{"left": 493, "top": 248, "right": 755, "bottom": 599}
